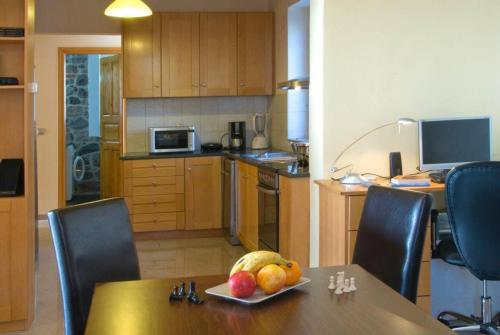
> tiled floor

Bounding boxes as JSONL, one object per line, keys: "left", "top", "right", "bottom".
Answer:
{"left": 6, "top": 221, "right": 245, "bottom": 335}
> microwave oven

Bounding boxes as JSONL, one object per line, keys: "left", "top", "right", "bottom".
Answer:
{"left": 149, "top": 127, "right": 196, "bottom": 153}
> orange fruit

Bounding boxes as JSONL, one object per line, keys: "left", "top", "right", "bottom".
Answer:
{"left": 280, "top": 260, "right": 302, "bottom": 286}
{"left": 256, "top": 264, "right": 286, "bottom": 295}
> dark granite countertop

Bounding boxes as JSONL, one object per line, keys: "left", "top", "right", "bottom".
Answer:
{"left": 121, "top": 149, "right": 309, "bottom": 178}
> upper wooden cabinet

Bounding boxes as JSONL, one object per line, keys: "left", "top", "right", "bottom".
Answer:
{"left": 237, "top": 13, "right": 274, "bottom": 96}
{"left": 200, "top": 13, "right": 237, "bottom": 96}
{"left": 122, "top": 12, "right": 274, "bottom": 98}
{"left": 185, "top": 157, "right": 222, "bottom": 230}
{"left": 122, "top": 14, "right": 161, "bottom": 98}
{"left": 161, "top": 13, "right": 200, "bottom": 97}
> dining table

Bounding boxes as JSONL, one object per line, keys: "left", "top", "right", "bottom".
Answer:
{"left": 84, "top": 265, "right": 454, "bottom": 335}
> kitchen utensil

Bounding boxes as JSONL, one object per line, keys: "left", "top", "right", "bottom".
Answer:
{"left": 251, "top": 113, "right": 269, "bottom": 149}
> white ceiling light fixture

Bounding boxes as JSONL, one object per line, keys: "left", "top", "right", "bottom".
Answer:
{"left": 105, "top": 0, "right": 153, "bottom": 18}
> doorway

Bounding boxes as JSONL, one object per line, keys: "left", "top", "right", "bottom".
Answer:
{"left": 58, "top": 48, "right": 122, "bottom": 207}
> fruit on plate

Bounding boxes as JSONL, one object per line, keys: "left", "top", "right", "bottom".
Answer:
{"left": 228, "top": 271, "right": 257, "bottom": 298}
{"left": 229, "top": 251, "right": 291, "bottom": 277}
{"left": 256, "top": 264, "right": 287, "bottom": 295}
{"left": 280, "top": 260, "right": 302, "bottom": 286}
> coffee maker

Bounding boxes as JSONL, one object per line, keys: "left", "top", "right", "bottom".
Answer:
{"left": 229, "top": 121, "right": 246, "bottom": 151}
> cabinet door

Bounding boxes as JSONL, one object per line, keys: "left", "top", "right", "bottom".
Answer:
{"left": 0, "top": 201, "right": 11, "bottom": 322}
{"left": 199, "top": 13, "right": 237, "bottom": 96}
{"left": 237, "top": 13, "right": 274, "bottom": 96}
{"left": 185, "top": 157, "right": 222, "bottom": 230}
{"left": 161, "top": 13, "right": 200, "bottom": 97}
{"left": 122, "top": 14, "right": 161, "bottom": 98}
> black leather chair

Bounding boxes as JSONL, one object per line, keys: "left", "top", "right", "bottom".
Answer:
{"left": 436, "top": 162, "right": 500, "bottom": 335}
{"left": 352, "top": 185, "right": 432, "bottom": 303}
{"left": 48, "top": 198, "right": 141, "bottom": 335}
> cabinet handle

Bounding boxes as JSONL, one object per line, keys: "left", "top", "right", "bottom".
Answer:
{"left": 154, "top": 84, "right": 160, "bottom": 88}
{"left": 192, "top": 84, "right": 199, "bottom": 88}
{"left": 187, "top": 167, "right": 192, "bottom": 173}
{"left": 239, "top": 83, "right": 245, "bottom": 87}
{"left": 201, "top": 83, "right": 207, "bottom": 87}
{"left": 151, "top": 182, "right": 157, "bottom": 186}
{"left": 152, "top": 164, "right": 157, "bottom": 168}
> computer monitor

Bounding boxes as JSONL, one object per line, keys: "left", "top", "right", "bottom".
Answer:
{"left": 419, "top": 116, "right": 491, "bottom": 171}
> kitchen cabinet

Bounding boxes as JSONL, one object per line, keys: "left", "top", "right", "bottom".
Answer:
{"left": 278, "top": 176, "right": 310, "bottom": 267}
{"left": 122, "top": 11, "right": 274, "bottom": 98}
{"left": 124, "top": 158, "right": 185, "bottom": 232}
{"left": 199, "top": 13, "right": 237, "bottom": 96}
{"left": 236, "top": 162, "right": 259, "bottom": 251}
{"left": 161, "top": 13, "right": 200, "bottom": 97}
{"left": 122, "top": 14, "right": 161, "bottom": 98}
{"left": 237, "top": 13, "right": 274, "bottom": 96}
{"left": 185, "top": 157, "right": 222, "bottom": 230}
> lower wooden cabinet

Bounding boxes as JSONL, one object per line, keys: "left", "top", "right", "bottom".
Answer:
{"left": 236, "top": 161, "right": 258, "bottom": 251}
{"left": 279, "top": 176, "right": 310, "bottom": 267}
{"left": 124, "top": 158, "right": 185, "bottom": 232}
{"left": 185, "top": 157, "right": 222, "bottom": 230}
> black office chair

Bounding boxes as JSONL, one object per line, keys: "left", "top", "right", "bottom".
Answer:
{"left": 48, "top": 198, "right": 141, "bottom": 335}
{"left": 436, "top": 162, "right": 500, "bottom": 335}
{"left": 352, "top": 186, "right": 432, "bottom": 303}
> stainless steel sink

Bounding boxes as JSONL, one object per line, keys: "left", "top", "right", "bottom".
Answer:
{"left": 241, "top": 151, "right": 297, "bottom": 162}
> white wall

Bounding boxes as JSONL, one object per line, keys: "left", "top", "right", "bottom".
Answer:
{"left": 310, "top": 0, "right": 500, "bottom": 266}
{"left": 35, "top": 34, "right": 121, "bottom": 215}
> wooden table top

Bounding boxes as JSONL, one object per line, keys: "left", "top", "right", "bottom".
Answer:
{"left": 314, "top": 178, "right": 446, "bottom": 196}
{"left": 85, "top": 265, "right": 453, "bottom": 335}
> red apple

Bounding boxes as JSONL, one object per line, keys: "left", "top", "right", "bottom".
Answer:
{"left": 228, "top": 271, "right": 256, "bottom": 298}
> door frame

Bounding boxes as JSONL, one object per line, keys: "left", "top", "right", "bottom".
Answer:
{"left": 57, "top": 47, "right": 122, "bottom": 208}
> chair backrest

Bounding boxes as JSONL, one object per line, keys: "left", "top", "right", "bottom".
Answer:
{"left": 48, "top": 198, "right": 140, "bottom": 335}
{"left": 352, "top": 186, "right": 432, "bottom": 303}
{"left": 446, "top": 161, "right": 500, "bottom": 281}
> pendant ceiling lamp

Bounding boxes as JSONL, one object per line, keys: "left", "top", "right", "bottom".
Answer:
{"left": 105, "top": 0, "right": 153, "bottom": 18}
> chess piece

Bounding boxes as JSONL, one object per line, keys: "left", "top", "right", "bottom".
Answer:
{"left": 343, "top": 279, "right": 351, "bottom": 293}
{"left": 334, "top": 285, "right": 343, "bottom": 295}
{"left": 169, "top": 286, "right": 183, "bottom": 301}
{"left": 188, "top": 281, "right": 196, "bottom": 298}
{"left": 336, "top": 272, "right": 345, "bottom": 289}
{"left": 349, "top": 277, "right": 357, "bottom": 292}
{"left": 328, "top": 275, "right": 336, "bottom": 290}
{"left": 178, "top": 282, "right": 186, "bottom": 297}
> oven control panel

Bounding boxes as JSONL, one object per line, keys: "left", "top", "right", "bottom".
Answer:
{"left": 258, "top": 169, "right": 279, "bottom": 189}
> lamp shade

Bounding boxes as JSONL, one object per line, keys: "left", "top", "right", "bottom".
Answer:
{"left": 105, "top": 0, "right": 152, "bottom": 18}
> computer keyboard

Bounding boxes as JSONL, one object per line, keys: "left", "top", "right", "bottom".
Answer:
{"left": 429, "top": 170, "right": 450, "bottom": 184}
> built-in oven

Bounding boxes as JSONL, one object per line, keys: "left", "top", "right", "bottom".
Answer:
{"left": 257, "top": 168, "right": 279, "bottom": 252}
{"left": 222, "top": 158, "right": 239, "bottom": 245}
{"left": 149, "top": 127, "right": 195, "bottom": 153}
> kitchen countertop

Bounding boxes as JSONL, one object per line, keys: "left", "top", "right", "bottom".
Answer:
{"left": 120, "top": 149, "right": 310, "bottom": 178}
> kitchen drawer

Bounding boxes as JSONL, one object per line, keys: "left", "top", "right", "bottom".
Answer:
{"left": 347, "top": 196, "right": 365, "bottom": 231}
{"left": 126, "top": 194, "right": 184, "bottom": 214}
{"left": 417, "top": 261, "right": 430, "bottom": 296}
{"left": 124, "top": 176, "right": 184, "bottom": 196}
{"left": 124, "top": 158, "right": 184, "bottom": 178}
{"left": 131, "top": 212, "right": 185, "bottom": 232}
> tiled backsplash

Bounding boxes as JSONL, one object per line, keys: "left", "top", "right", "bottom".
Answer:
{"left": 126, "top": 96, "right": 270, "bottom": 153}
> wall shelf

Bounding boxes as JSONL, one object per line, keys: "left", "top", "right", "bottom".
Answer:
{"left": 0, "top": 37, "right": 24, "bottom": 44}
{"left": 0, "top": 85, "right": 24, "bottom": 90}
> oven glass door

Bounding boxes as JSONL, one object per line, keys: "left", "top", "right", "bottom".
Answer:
{"left": 155, "top": 131, "right": 189, "bottom": 150}
{"left": 258, "top": 185, "right": 279, "bottom": 252}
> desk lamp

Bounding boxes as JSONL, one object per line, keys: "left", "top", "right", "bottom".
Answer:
{"left": 330, "top": 117, "right": 416, "bottom": 184}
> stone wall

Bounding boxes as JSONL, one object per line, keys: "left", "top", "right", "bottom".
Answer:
{"left": 65, "top": 54, "right": 100, "bottom": 197}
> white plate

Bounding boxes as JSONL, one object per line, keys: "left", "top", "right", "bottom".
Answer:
{"left": 205, "top": 277, "right": 311, "bottom": 304}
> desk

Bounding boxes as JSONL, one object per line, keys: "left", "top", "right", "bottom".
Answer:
{"left": 314, "top": 179, "right": 445, "bottom": 313}
{"left": 84, "top": 265, "right": 453, "bottom": 335}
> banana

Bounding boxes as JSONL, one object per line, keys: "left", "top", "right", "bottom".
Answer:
{"left": 229, "top": 251, "right": 291, "bottom": 276}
